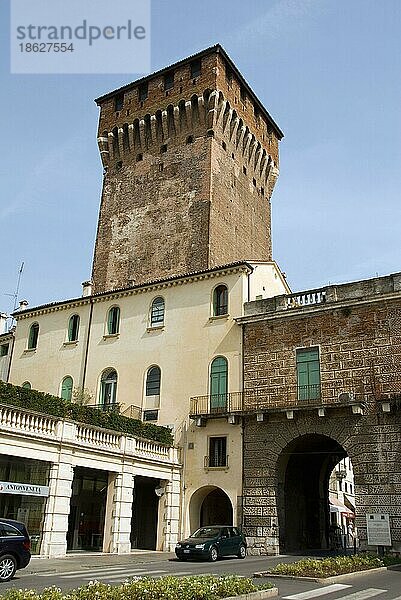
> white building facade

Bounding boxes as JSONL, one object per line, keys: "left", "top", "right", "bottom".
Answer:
{"left": 4, "top": 261, "right": 288, "bottom": 555}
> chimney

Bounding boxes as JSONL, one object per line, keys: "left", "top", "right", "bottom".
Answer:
{"left": 82, "top": 280, "right": 93, "bottom": 297}
{"left": 0, "top": 313, "right": 7, "bottom": 335}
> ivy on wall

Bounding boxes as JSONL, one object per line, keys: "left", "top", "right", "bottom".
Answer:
{"left": 0, "top": 381, "right": 173, "bottom": 446}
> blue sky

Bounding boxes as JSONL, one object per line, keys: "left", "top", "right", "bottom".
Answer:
{"left": 1, "top": 0, "right": 401, "bottom": 312}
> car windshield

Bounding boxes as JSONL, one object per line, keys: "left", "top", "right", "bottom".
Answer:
{"left": 191, "top": 527, "right": 221, "bottom": 538}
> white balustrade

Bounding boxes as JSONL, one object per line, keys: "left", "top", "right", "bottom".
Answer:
{"left": 0, "top": 404, "right": 179, "bottom": 465}
{"left": 286, "top": 289, "right": 326, "bottom": 309}
{"left": 0, "top": 404, "right": 57, "bottom": 436}
{"left": 133, "top": 437, "right": 171, "bottom": 461}
{"left": 75, "top": 424, "right": 121, "bottom": 449}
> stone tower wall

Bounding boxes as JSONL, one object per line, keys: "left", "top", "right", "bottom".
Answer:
{"left": 91, "top": 49, "right": 281, "bottom": 292}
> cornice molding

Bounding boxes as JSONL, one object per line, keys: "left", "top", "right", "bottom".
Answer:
{"left": 15, "top": 264, "right": 252, "bottom": 320}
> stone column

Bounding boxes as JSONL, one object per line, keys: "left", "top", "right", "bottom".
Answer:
{"left": 40, "top": 459, "right": 74, "bottom": 557}
{"left": 104, "top": 467, "right": 134, "bottom": 554}
{"left": 162, "top": 468, "right": 181, "bottom": 551}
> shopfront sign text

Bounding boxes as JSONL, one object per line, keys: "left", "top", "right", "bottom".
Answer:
{"left": 0, "top": 481, "right": 49, "bottom": 497}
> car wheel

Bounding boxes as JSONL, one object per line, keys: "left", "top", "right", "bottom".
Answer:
{"left": 237, "top": 544, "right": 246, "bottom": 559}
{"left": 0, "top": 555, "right": 17, "bottom": 582}
{"left": 209, "top": 546, "right": 218, "bottom": 562}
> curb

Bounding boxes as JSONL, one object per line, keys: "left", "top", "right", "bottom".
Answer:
{"left": 226, "top": 588, "right": 278, "bottom": 600}
{"left": 253, "top": 566, "right": 396, "bottom": 583}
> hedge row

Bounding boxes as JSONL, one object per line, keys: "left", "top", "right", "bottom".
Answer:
{"left": 270, "top": 553, "right": 400, "bottom": 578}
{"left": 0, "top": 576, "right": 272, "bottom": 600}
{"left": 0, "top": 382, "right": 173, "bottom": 446}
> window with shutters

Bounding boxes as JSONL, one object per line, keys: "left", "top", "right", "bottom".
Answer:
{"left": 146, "top": 366, "right": 161, "bottom": 397}
{"left": 208, "top": 437, "right": 227, "bottom": 468}
{"left": 106, "top": 306, "right": 120, "bottom": 335}
{"left": 61, "top": 376, "right": 73, "bottom": 401}
{"left": 67, "top": 314, "right": 80, "bottom": 342}
{"left": 212, "top": 285, "right": 228, "bottom": 316}
{"left": 144, "top": 366, "right": 161, "bottom": 420}
{"left": 210, "top": 356, "right": 228, "bottom": 412}
{"left": 296, "top": 347, "right": 321, "bottom": 400}
{"left": 100, "top": 368, "right": 118, "bottom": 407}
{"left": 150, "top": 297, "right": 165, "bottom": 327}
{"left": 27, "top": 322, "right": 39, "bottom": 350}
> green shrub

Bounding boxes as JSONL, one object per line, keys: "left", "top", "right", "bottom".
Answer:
{"left": 0, "top": 382, "right": 173, "bottom": 446}
{"left": 270, "top": 554, "right": 391, "bottom": 577}
{"left": 0, "top": 576, "right": 272, "bottom": 600}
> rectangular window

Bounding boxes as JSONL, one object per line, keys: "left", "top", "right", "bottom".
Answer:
{"left": 114, "top": 93, "right": 124, "bottom": 112}
{"left": 143, "top": 409, "right": 158, "bottom": 422}
{"left": 0, "top": 344, "right": 9, "bottom": 357}
{"left": 254, "top": 105, "right": 260, "bottom": 123}
{"left": 240, "top": 86, "right": 247, "bottom": 104}
{"left": 208, "top": 437, "right": 227, "bottom": 468}
{"left": 296, "top": 347, "right": 321, "bottom": 401}
{"left": 139, "top": 82, "right": 148, "bottom": 102}
{"left": 190, "top": 58, "right": 201, "bottom": 78}
{"left": 164, "top": 70, "right": 174, "bottom": 91}
{"left": 225, "top": 65, "right": 233, "bottom": 84}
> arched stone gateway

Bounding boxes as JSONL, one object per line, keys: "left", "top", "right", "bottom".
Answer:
{"left": 241, "top": 406, "right": 401, "bottom": 556}
{"left": 277, "top": 434, "right": 347, "bottom": 552}
{"left": 189, "top": 486, "right": 233, "bottom": 534}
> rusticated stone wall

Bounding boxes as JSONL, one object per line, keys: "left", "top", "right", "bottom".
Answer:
{"left": 242, "top": 409, "right": 401, "bottom": 554}
{"left": 241, "top": 278, "right": 401, "bottom": 554}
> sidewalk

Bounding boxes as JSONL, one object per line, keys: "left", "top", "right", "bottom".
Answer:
{"left": 27, "top": 551, "right": 176, "bottom": 575}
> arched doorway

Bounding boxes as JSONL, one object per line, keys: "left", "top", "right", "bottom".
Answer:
{"left": 189, "top": 486, "right": 233, "bottom": 534}
{"left": 277, "top": 434, "right": 347, "bottom": 552}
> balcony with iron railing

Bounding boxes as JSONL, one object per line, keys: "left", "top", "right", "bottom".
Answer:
{"left": 92, "top": 402, "right": 142, "bottom": 420}
{"left": 190, "top": 375, "right": 401, "bottom": 419}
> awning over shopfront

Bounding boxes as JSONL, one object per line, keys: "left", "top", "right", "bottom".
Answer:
{"left": 330, "top": 496, "right": 354, "bottom": 518}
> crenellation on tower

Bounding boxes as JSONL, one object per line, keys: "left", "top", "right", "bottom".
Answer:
{"left": 91, "top": 45, "right": 283, "bottom": 293}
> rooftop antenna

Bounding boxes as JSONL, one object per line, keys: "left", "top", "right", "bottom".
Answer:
{"left": 13, "top": 262, "right": 25, "bottom": 311}
{"left": 4, "top": 262, "right": 24, "bottom": 321}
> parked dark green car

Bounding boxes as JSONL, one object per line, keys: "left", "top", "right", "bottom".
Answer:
{"left": 175, "top": 526, "right": 247, "bottom": 561}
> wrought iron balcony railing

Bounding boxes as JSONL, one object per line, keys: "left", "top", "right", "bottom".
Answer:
{"left": 121, "top": 404, "right": 142, "bottom": 420}
{"left": 190, "top": 374, "right": 401, "bottom": 418}
{"left": 190, "top": 383, "right": 363, "bottom": 418}
{"left": 204, "top": 455, "right": 229, "bottom": 468}
{"left": 92, "top": 403, "right": 142, "bottom": 420}
{"left": 93, "top": 402, "right": 120, "bottom": 412}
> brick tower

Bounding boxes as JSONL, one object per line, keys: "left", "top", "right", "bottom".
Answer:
{"left": 92, "top": 45, "right": 283, "bottom": 293}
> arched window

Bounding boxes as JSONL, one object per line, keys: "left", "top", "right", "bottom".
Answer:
{"left": 146, "top": 366, "right": 161, "bottom": 396}
{"left": 144, "top": 366, "right": 161, "bottom": 421}
{"left": 28, "top": 322, "right": 39, "bottom": 349}
{"left": 107, "top": 306, "right": 120, "bottom": 335}
{"left": 68, "top": 315, "right": 80, "bottom": 342}
{"left": 61, "top": 376, "right": 73, "bottom": 401}
{"left": 213, "top": 285, "right": 228, "bottom": 316}
{"left": 210, "top": 356, "right": 228, "bottom": 411}
{"left": 100, "top": 369, "right": 118, "bottom": 407}
{"left": 21, "top": 381, "right": 31, "bottom": 390}
{"left": 150, "top": 297, "right": 165, "bottom": 327}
